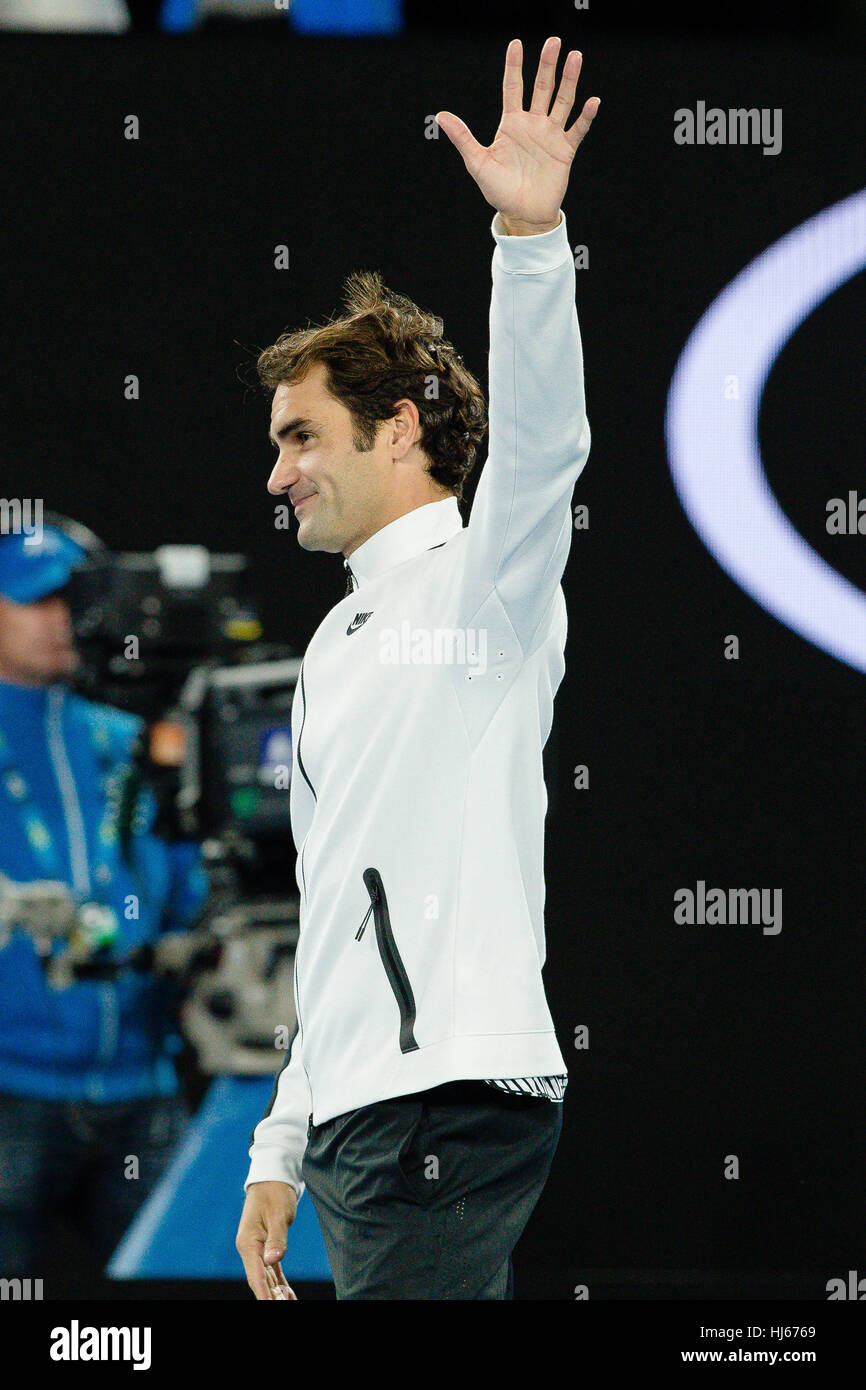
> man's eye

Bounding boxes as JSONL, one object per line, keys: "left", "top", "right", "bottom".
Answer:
{"left": 297, "top": 433, "right": 312, "bottom": 444}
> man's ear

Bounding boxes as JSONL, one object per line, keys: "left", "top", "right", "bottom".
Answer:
{"left": 390, "top": 399, "right": 423, "bottom": 458}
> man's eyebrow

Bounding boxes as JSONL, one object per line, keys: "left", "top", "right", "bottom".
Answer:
{"left": 268, "top": 417, "right": 318, "bottom": 447}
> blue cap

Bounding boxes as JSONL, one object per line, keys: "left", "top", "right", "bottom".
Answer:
{"left": 0, "top": 526, "right": 88, "bottom": 604}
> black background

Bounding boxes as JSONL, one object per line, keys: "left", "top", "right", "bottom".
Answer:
{"left": 1, "top": 24, "right": 864, "bottom": 1299}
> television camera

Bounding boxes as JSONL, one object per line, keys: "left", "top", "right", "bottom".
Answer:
{"left": 0, "top": 515, "right": 302, "bottom": 1076}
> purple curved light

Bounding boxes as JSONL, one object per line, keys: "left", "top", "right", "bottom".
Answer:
{"left": 665, "top": 187, "right": 866, "bottom": 673}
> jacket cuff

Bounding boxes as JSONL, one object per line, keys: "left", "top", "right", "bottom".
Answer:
{"left": 490, "top": 209, "right": 571, "bottom": 274}
{"left": 244, "top": 1147, "right": 305, "bottom": 1199}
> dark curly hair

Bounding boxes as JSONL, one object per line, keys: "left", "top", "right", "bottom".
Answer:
{"left": 256, "top": 270, "right": 488, "bottom": 503}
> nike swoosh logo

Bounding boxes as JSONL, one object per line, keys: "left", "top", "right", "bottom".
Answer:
{"left": 347, "top": 611, "right": 373, "bottom": 635}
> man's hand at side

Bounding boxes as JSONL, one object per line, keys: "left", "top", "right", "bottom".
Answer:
{"left": 236, "top": 1181, "right": 299, "bottom": 1301}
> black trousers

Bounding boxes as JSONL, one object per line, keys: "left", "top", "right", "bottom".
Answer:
{"left": 302, "top": 1079, "right": 563, "bottom": 1300}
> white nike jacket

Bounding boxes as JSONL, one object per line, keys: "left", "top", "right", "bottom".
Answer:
{"left": 245, "top": 208, "right": 591, "bottom": 1194}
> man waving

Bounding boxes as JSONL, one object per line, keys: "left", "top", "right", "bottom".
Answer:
{"left": 236, "top": 36, "right": 599, "bottom": 1301}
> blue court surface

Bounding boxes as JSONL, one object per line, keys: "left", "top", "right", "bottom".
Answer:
{"left": 107, "top": 1076, "right": 331, "bottom": 1282}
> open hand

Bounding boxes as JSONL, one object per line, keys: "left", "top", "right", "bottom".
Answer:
{"left": 436, "top": 37, "right": 600, "bottom": 234}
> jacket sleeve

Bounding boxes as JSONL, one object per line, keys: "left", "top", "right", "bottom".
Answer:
{"left": 245, "top": 1024, "right": 310, "bottom": 1199}
{"left": 456, "top": 209, "right": 591, "bottom": 653}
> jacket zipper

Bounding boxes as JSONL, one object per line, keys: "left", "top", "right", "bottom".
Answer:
{"left": 356, "top": 867, "right": 418, "bottom": 1053}
{"left": 295, "top": 840, "right": 311, "bottom": 1087}
{"left": 295, "top": 660, "right": 316, "bottom": 804}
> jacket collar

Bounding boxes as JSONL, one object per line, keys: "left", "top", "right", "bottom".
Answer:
{"left": 343, "top": 496, "right": 463, "bottom": 590}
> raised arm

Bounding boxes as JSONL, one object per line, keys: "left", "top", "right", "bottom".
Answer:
{"left": 437, "top": 39, "right": 598, "bottom": 651}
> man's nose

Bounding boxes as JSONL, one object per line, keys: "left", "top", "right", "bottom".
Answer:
{"left": 267, "top": 458, "right": 300, "bottom": 495}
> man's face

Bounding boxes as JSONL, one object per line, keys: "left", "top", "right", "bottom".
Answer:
{"left": 0, "top": 590, "right": 78, "bottom": 686}
{"left": 266, "top": 361, "right": 406, "bottom": 559}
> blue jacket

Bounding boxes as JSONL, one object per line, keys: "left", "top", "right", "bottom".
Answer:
{"left": 0, "top": 679, "right": 209, "bottom": 1102}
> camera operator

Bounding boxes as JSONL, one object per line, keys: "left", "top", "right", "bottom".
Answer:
{"left": 0, "top": 522, "right": 210, "bottom": 1279}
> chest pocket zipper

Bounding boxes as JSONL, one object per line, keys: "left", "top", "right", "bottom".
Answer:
{"left": 355, "top": 866, "right": 419, "bottom": 1053}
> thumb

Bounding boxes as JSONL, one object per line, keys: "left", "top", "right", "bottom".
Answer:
{"left": 436, "top": 112, "right": 484, "bottom": 168}
{"left": 263, "top": 1217, "right": 287, "bottom": 1265}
